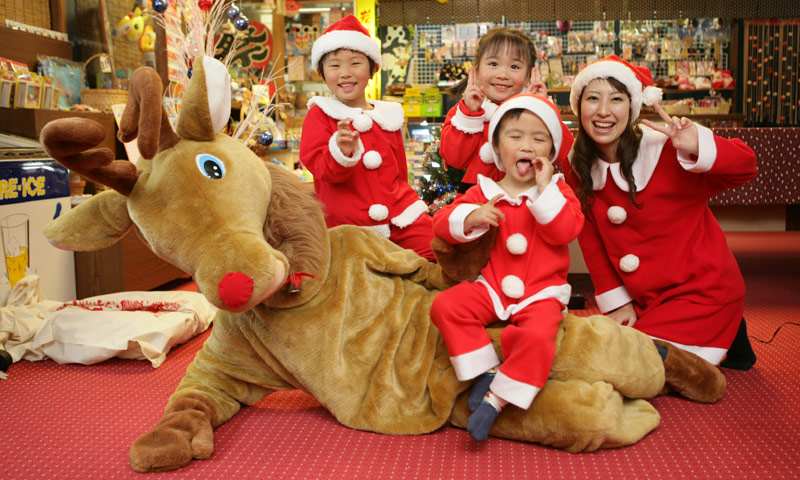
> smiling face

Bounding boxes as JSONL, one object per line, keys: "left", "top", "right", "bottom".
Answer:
{"left": 494, "top": 110, "right": 553, "bottom": 189}
{"left": 579, "top": 78, "right": 631, "bottom": 161}
{"left": 319, "top": 49, "right": 375, "bottom": 109}
{"left": 477, "top": 42, "right": 530, "bottom": 103}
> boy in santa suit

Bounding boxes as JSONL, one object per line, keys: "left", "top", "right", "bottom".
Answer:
{"left": 430, "top": 94, "right": 584, "bottom": 441}
{"left": 299, "top": 15, "right": 434, "bottom": 261}
{"left": 562, "top": 55, "right": 758, "bottom": 371}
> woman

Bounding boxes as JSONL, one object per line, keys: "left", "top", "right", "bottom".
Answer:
{"left": 562, "top": 55, "right": 757, "bottom": 370}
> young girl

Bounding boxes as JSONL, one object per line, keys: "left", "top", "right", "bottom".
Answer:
{"left": 439, "top": 27, "right": 546, "bottom": 194}
{"left": 562, "top": 55, "right": 758, "bottom": 371}
{"left": 299, "top": 15, "right": 434, "bottom": 261}
{"left": 430, "top": 94, "right": 582, "bottom": 441}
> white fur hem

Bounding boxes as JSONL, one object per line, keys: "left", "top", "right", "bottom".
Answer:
{"left": 648, "top": 336, "right": 727, "bottom": 366}
{"left": 527, "top": 175, "right": 566, "bottom": 225}
{"left": 491, "top": 370, "right": 541, "bottom": 410}
{"left": 677, "top": 123, "right": 716, "bottom": 173}
{"left": 450, "top": 343, "right": 500, "bottom": 381}
{"left": 361, "top": 224, "right": 391, "bottom": 238}
{"left": 595, "top": 285, "right": 633, "bottom": 314}
{"left": 449, "top": 204, "right": 487, "bottom": 242}
{"left": 477, "top": 279, "right": 571, "bottom": 320}
{"left": 328, "top": 132, "right": 364, "bottom": 168}
{"left": 391, "top": 200, "right": 428, "bottom": 228}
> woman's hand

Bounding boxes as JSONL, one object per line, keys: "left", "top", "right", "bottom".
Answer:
{"left": 526, "top": 66, "right": 547, "bottom": 96}
{"left": 464, "top": 194, "right": 505, "bottom": 233}
{"left": 336, "top": 119, "right": 360, "bottom": 157}
{"left": 607, "top": 302, "right": 638, "bottom": 327}
{"left": 641, "top": 101, "right": 699, "bottom": 156}
{"left": 463, "top": 66, "right": 485, "bottom": 113}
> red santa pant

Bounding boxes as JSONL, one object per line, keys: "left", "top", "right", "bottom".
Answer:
{"left": 390, "top": 213, "right": 435, "bottom": 262}
{"left": 431, "top": 281, "right": 563, "bottom": 393}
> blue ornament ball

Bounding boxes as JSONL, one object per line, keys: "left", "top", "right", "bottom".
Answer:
{"left": 258, "top": 132, "right": 273, "bottom": 146}
{"left": 234, "top": 15, "right": 250, "bottom": 31}
{"left": 152, "top": 0, "right": 169, "bottom": 13}
{"left": 187, "top": 67, "right": 193, "bottom": 78}
{"left": 226, "top": 5, "right": 241, "bottom": 19}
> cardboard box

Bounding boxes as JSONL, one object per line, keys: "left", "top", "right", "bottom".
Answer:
{"left": 402, "top": 103, "right": 422, "bottom": 117}
{"left": 421, "top": 103, "right": 442, "bottom": 117}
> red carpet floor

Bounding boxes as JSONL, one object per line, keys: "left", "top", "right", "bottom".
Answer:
{"left": 1, "top": 233, "right": 798, "bottom": 479}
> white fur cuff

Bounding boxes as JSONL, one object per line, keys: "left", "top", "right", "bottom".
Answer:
{"left": 328, "top": 132, "right": 364, "bottom": 168}
{"left": 527, "top": 175, "right": 566, "bottom": 225}
{"left": 451, "top": 102, "right": 486, "bottom": 134}
{"left": 677, "top": 123, "right": 716, "bottom": 173}
{"left": 595, "top": 285, "right": 633, "bottom": 314}
{"left": 391, "top": 200, "right": 428, "bottom": 228}
{"left": 449, "top": 204, "right": 487, "bottom": 242}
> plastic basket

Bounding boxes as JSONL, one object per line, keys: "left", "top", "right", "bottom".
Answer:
{"left": 80, "top": 53, "right": 128, "bottom": 114}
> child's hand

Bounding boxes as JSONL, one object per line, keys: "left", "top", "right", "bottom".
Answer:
{"left": 607, "top": 302, "right": 638, "bottom": 327}
{"left": 533, "top": 156, "right": 554, "bottom": 193}
{"left": 463, "top": 66, "right": 485, "bottom": 113}
{"left": 526, "top": 66, "right": 547, "bottom": 96}
{"left": 336, "top": 119, "right": 360, "bottom": 157}
{"left": 464, "top": 194, "right": 505, "bottom": 233}
{"left": 641, "top": 101, "right": 699, "bottom": 156}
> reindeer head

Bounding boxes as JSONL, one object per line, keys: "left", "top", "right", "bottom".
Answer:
{"left": 40, "top": 56, "right": 329, "bottom": 313}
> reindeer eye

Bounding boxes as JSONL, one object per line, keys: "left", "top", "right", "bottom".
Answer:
{"left": 196, "top": 154, "right": 225, "bottom": 179}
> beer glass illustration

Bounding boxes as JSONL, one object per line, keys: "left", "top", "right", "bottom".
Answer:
{"left": 1, "top": 213, "right": 29, "bottom": 287}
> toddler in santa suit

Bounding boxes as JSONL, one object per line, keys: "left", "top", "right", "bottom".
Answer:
{"left": 430, "top": 94, "right": 584, "bottom": 441}
{"left": 299, "top": 15, "right": 434, "bottom": 261}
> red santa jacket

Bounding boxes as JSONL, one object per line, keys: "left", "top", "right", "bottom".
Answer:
{"left": 439, "top": 99, "right": 504, "bottom": 185}
{"left": 562, "top": 125, "right": 757, "bottom": 319}
{"left": 433, "top": 175, "right": 584, "bottom": 318}
{"left": 299, "top": 97, "right": 427, "bottom": 237}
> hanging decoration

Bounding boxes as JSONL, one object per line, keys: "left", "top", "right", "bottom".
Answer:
{"left": 744, "top": 19, "right": 799, "bottom": 126}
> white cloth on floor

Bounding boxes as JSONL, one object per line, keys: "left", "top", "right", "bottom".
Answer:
{"left": 0, "top": 275, "right": 215, "bottom": 373}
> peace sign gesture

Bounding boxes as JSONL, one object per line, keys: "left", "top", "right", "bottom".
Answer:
{"left": 463, "top": 66, "right": 485, "bottom": 113}
{"left": 526, "top": 66, "right": 547, "bottom": 97}
{"left": 464, "top": 193, "right": 506, "bottom": 233}
{"left": 640, "top": 102, "right": 699, "bottom": 156}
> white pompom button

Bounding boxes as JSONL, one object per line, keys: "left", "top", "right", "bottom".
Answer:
{"left": 368, "top": 204, "right": 389, "bottom": 221}
{"left": 363, "top": 150, "right": 382, "bottom": 169}
{"left": 619, "top": 254, "right": 640, "bottom": 273}
{"left": 352, "top": 113, "right": 373, "bottom": 132}
{"left": 607, "top": 206, "right": 627, "bottom": 224}
{"left": 506, "top": 233, "right": 528, "bottom": 255}
{"left": 501, "top": 275, "right": 525, "bottom": 299}
{"left": 479, "top": 141, "right": 494, "bottom": 164}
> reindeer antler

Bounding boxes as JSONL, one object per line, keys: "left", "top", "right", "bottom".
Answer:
{"left": 40, "top": 118, "right": 139, "bottom": 196}
{"left": 118, "top": 66, "right": 179, "bottom": 158}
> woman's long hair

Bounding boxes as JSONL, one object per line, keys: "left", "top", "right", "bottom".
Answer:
{"left": 446, "top": 27, "right": 537, "bottom": 99}
{"left": 571, "top": 77, "right": 643, "bottom": 210}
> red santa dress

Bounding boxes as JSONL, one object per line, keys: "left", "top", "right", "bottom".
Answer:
{"left": 439, "top": 99, "right": 504, "bottom": 188}
{"left": 299, "top": 96, "right": 434, "bottom": 260}
{"left": 430, "top": 174, "right": 584, "bottom": 409}
{"left": 562, "top": 124, "right": 757, "bottom": 365}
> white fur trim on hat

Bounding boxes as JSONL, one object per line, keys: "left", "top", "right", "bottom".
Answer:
{"left": 363, "top": 150, "right": 382, "bottom": 169}
{"left": 311, "top": 31, "right": 381, "bottom": 72}
{"left": 501, "top": 275, "right": 525, "bottom": 299}
{"left": 607, "top": 206, "right": 627, "bottom": 224}
{"left": 620, "top": 254, "right": 640, "bottom": 273}
{"left": 479, "top": 142, "right": 494, "bottom": 164}
{"left": 506, "top": 234, "right": 528, "bottom": 255}
{"left": 369, "top": 204, "right": 389, "bottom": 222}
{"left": 487, "top": 95, "right": 564, "bottom": 171}
{"left": 352, "top": 113, "right": 373, "bottom": 132}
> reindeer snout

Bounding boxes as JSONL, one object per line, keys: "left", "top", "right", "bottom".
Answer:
{"left": 217, "top": 272, "right": 254, "bottom": 309}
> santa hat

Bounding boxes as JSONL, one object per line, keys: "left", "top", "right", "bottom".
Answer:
{"left": 487, "top": 94, "right": 574, "bottom": 171}
{"left": 311, "top": 15, "right": 381, "bottom": 72}
{"left": 569, "top": 55, "right": 662, "bottom": 121}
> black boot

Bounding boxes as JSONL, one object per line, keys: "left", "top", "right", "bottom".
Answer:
{"left": 720, "top": 317, "right": 757, "bottom": 371}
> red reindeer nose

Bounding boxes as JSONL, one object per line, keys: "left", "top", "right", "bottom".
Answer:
{"left": 218, "top": 272, "right": 254, "bottom": 309}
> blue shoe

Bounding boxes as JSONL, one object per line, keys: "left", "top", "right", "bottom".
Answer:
{"left": 466, "top": 402, "right": 499, "bottom": 442}
{"left": 467, "top": 372, "right": 495, "bottom": 412}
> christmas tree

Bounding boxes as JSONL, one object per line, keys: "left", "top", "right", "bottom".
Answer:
{"left": 416, "top": 125, "right": 465, "bottom": 214}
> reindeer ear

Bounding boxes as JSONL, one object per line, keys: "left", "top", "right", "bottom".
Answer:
{"left": 175, "top": 55, "right": 231, "bottom": 141}
{"left": 44, "top": 190, "right": 133, "bottom": 251}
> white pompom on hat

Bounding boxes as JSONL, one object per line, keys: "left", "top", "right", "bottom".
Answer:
{"left": 311, "top": 15, "right": 381, "bottom": 72}
{"left": 486, "top": 93, "right": 574, "bottom": 172}
{"left": 569, "top": 54, "right": 663, "bottom": 121}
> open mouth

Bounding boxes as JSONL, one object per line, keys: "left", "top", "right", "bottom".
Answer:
{"left": 338, "top": 82, "right": 357, "bottom": 91}
{"left": 592, "top": 121, "right": 616, "bottom": 132}
{"left": 515, "top": 158, "right": 533, "bottom": 176}
{"left": 491, "top": 83, "right": 512, "bottom": 91}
